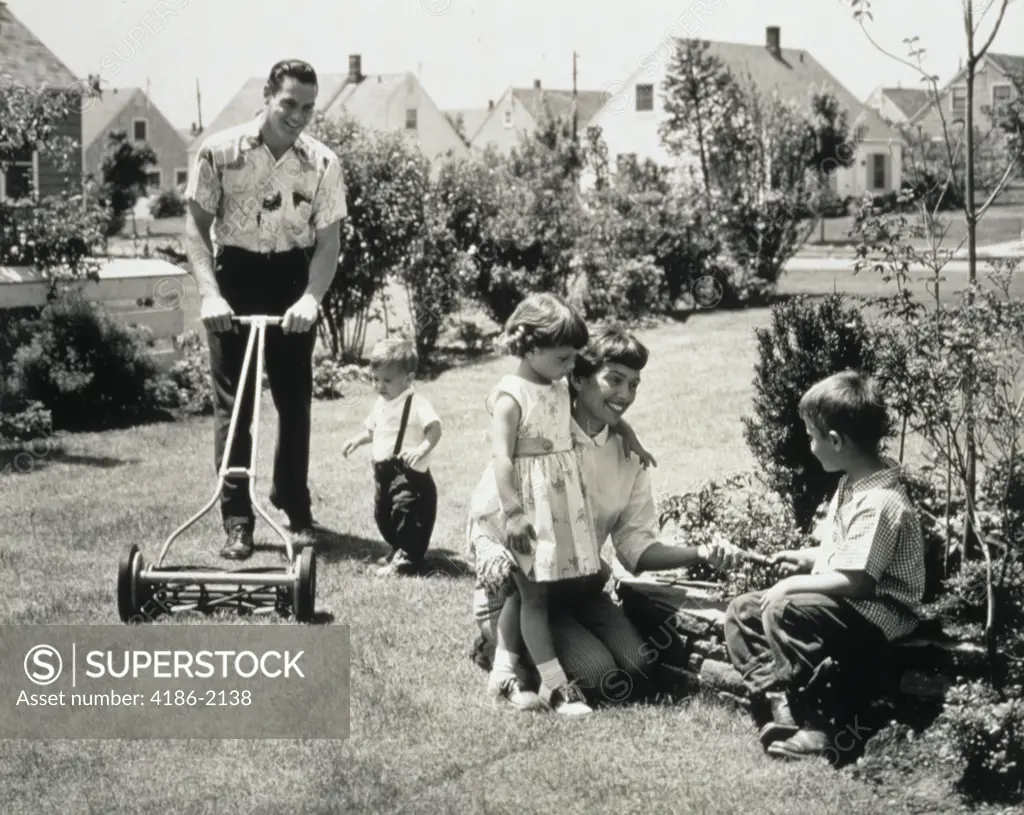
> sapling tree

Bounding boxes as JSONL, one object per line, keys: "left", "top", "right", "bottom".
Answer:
{"left": 845, "top": 0, "right": 1024, "bottom": 655}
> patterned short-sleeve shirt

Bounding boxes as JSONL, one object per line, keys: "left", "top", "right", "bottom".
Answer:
{"left": 812, "top": 460, "right": 927, "bottom": 639}
{"left": 184, "top": 117, "right": 348, "bottom": 254}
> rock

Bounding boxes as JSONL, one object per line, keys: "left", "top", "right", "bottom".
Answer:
{"left": 688, "top": 653, "right": 705, "bottom": 672}
{"left": 699, "top": 659, "right": 747, "bottom": 696}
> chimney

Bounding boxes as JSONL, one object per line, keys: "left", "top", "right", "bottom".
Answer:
{"left": 488, "top": 99, "right": 494, "bottom": 110}
{"left": 348, "top": 54, "right": 363, "bottom": 83}
{"left": 766, "top": 26, "right": 781, "bottom": 58}
{"left": 533, "top": 79, "right": 541, "bottom": 89}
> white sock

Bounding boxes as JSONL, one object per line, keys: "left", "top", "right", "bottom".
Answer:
{"left": 491, "top": 647, "right": 519, "bottom": 679}
{"left": 537, "top": 659, "right": 568, "bottom": 691}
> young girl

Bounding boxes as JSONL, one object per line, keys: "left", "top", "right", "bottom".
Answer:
{"left": 467, "top": 293, "right": 649, "bottom": 715}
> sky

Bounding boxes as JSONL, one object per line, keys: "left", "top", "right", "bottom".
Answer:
{"left": 8, "top": 0, "right": 1024, "bottom": 131}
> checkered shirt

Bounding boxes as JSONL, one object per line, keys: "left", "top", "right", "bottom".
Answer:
{"left": 812, "top": 460, "right": 926, "bottom": 640}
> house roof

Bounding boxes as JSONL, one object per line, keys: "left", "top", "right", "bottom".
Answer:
{"left": 445, "top": 108, "right": 490, "bottom": 141}
{"left": 192, "top": 72, "right": 429, "bottom": 150}
{"left": 82, "top": 86, "right": 141, "bottom": 147}
{"left": 510, "top": 87, "right": 607, "bottom": 129}
{"left": 0, "top": 2, "right": 78, "bottom": 88}
{"left": 988, "top": 52, "right": 1024, "bottom": 79}
{"left": 190, "top": 73, "right": 352, "bottom": 149}
{"left": 879, "top": 87, "right": 932, "bottom": 120}
{"left": 697, "top": 40, "right": 900, "bottom": 142}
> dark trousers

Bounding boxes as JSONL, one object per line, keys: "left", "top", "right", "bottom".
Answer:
{"left": 373, "top": 460, "right": 437, "bottom": 562}
{"left": 206, "top": 246, "right": 317, "bottom": 532}
{"left": 724, "top": 591, "right": 888, "bottom": 724}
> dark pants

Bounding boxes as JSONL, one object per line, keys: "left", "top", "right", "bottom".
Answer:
{"left": 373, "top": 460, "right": 437, "bottom": 563}
{"left": 206, "top": 246, "right": 317, "bottom": 532}
{"left": 724, "top": 591, "right": 888, "bottom": 725}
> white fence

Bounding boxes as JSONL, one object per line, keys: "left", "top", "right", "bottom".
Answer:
{"left": 0, "top": 258, "right": 190, "bottom": 370}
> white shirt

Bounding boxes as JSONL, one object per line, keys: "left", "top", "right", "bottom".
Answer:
{"left": 571, "top": 419, "right": 659, "bottom": 574}
{"left": 364, "top": 387, "right": 441, "bottom": 472}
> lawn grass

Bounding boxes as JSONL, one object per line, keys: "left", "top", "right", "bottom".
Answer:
{"left": 0, "top": 305, "right": 1008, "bottom": 814}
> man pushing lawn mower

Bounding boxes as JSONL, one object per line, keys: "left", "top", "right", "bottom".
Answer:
{"left": 185, "top": 58, "right": 348, "bottom": 560}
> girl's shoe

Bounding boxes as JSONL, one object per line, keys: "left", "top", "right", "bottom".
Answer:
{"left": 542, "top": 681, "right": 593, "bottom": 716}
{"left": 487, "top": 674, "right": 545, "bottom": 712}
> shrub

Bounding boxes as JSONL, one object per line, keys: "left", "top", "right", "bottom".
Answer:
{"left": 149, "top": 188, "right": 186, "bottom": 219}
{"left": 572, "top": 254, "right": 667, "bottom": 323}
{"left": 0, "top": 401, "right": 51, "bottom": 443}
{"left": 311, "top": 348, "right": 371, "bottom": 402}
{"left": 166, "top": 331, "right": 212, "bottom": 415}
{"left": 657, "top": 473, "right": 809, "bottom": 597}
{"left": 742, "top": 294, "right": 881, "bottom": 532}
{"left": 933, "top": 680, "right": 1024, "bottom": 805}
{"left": 7, "top": 296, "right": 170, "bottom": 430}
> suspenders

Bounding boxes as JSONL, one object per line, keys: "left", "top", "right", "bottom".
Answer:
{"left": 392, "top": 395, "right": 413, "bottom": 458}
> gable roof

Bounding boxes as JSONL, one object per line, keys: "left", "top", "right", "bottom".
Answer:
{"left": 82, "top": 86, "right": 142, "bottom": 147}
{"left": 445, "top": 108, "right": 490, "bottom": 141}
{"left": 0, "top": 3, "right": 78, "bottom": 88}
{"left": 191, "top": 73, "right": 352, "bottom": 149}
{"left": 510, "top": 87, "right": 607, "bottom": 129}
{"left": 879, "top": 87, "right": 932, "bottom": 119}
{"left": 699, "top": 41, "right": 899, "bottom": 141}
{"left": 907, "top": 51, "right": 1024, "bottom": 125}
{"left": 988, "top": 52, "right": 1024, "bottom": 79}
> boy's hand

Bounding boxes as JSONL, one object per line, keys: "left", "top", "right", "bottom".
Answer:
{"left": 398, "top": 448, "right": 424, "bottom": 468}
{"left": 504, "top": 513, "right": 536, "bottom": 554}
{"left": 341, "top": 438, "right": 359, "bottom": 458}
{"left": 771, "top": 550, "right": 815, "bottom": 576}
{"left": 760, "top": 578, "right": 795, "bottom": 612}
{"left": 699, "top": 536, "right": 741, "bottom": 570}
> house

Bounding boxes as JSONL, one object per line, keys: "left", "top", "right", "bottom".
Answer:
{"left": 0, "top": 1, "right": 83, "bottom": 199}
{"left": 865, "top": 86, "right": 933, "bottom": 125}
{"left": 906, "top": 52, "right": 1024, "bottom": 139}
{"left": 82, "top": 87, "right": 190, "bottom": 193}
{"left": 586, "top": 26, "right": 905, "bottom": 199}
{"left": 188, "top": 54, "right": 468, "bottom": 179}
{"left": 444, "top": 105, "right": 492, "bottom": 146}
{"left": 469, "top": 81, "right": 607, "bottom": 153}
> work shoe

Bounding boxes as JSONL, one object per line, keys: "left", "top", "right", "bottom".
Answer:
{"left": 766, "top": 728, "right": 830, "bottom": 760}
{"left": 758, "top": 690, "right": 800, "bottom": 748}
{"left": 220, "top": 526, "right": 254, "bottom": 560}
{"left": 541, "top": 681, "right": 593, "bottom": 716}
{"left": 487, "top": 673, "right": 545, "bottom": 712}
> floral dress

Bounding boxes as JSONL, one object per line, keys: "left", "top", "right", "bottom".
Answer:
{"left": 467, "top": 375, "right": 600, "bottom": 582}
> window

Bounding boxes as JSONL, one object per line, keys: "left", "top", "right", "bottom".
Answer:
{"left": 145, "top": 169, "right": 162, "bottom": 190}
{"left": 133, "top": 118, "right": 149, "bottom": 142}
{"left": 0, "top": 147, "right": 37, "bottom": 200}
{"left": 951, "top": 87, "right": 966, "bottom": 118}
{"left": 405, "top": 108, "right": 418, "bottom": 131}
{"left": 175, "top": 168, "right": 189, "bottom": 186}
{"left": 870, "top": 153, "right": 889, "bottom": 190}
{"left": 635, "top": 84, "right": 654, "bottom": 112}
{"left": 993, "top": 83, "right": 1013, "bottom": 107}
{"left": 503, "top": 109, "right": 513, "bottom": 128}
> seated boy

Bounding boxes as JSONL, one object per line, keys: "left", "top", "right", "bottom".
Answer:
{"left": 342, "top": 338, "right": 442, "bottom": 576}
{"left": 724, "top": 369, "right": 925, "bottom": 760}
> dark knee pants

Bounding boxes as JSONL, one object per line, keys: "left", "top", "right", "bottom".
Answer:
{"left": 206, "top": 247, "right": 316, "bottom": 531}
{"left": 724, "top": 591, "right": 887, "bottom": 719}
{"left": 373, "top": 460, "right": 437, "bottom": 562}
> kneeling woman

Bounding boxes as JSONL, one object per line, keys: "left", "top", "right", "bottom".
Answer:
{"left": 470, "top": 328, "right": 738, "bottom": 710}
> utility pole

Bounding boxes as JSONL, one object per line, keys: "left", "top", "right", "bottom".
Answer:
{"left": 195, "top": 79, "right": 203, "bottom": 133}
{"left": 572, "top": 50, "right": 578, "bottom": 142}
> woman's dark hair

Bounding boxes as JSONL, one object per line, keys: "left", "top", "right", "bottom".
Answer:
{"left": 496, "top": 293, "right": 589, "bottom": 357}
{"left": 265, "top": 60, "right": 318, "bottom": 95}
{"left": 574, "top": 327, "right": 649, "bottom": 379}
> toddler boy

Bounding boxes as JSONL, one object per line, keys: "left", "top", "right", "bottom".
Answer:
{"left": 342, "top": 339, "right": 442, "bottom": 576}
